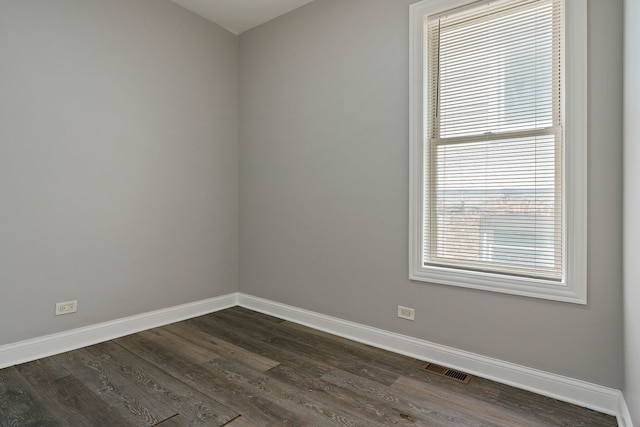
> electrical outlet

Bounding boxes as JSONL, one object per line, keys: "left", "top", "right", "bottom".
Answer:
{"left": 55, "top": 300, "right": 78, "bottom": 316}
{"left": 398, "top": 305, "right": 415, "bottom": 320}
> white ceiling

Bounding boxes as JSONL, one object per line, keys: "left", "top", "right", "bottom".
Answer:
{"left": 170, "top": 0, "right": 316, "bottom": 35}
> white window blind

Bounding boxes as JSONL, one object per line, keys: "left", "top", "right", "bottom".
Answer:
{"left": 424, "top": 0, "right": 564, "bottom": 281}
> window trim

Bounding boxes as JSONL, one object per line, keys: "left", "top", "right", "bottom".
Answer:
{"left": 409, "top": 0, "right": 587, "bottom": 304}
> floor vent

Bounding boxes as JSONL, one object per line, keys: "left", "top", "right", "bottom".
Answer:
{"left": 421, "top": 363, "right": 472, "bottom": 384}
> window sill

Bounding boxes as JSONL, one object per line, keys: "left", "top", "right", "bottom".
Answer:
{"left": 410, "top": 265, "right": 586, "bottom": 304}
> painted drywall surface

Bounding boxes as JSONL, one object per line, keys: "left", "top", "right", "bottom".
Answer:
{"left": 0, "top": 0, "right": 238, "bottom": 344}
{"left": 624, "top": 0, "right": 640, "bottom": 421}
{"left": 239, "top": 0, "right": 623, "bottom": 388}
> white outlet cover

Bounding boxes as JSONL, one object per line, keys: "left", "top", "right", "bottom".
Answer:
{"left": 398, "top": 306, "right": 415, "bottom": 320}
{"left": 55, "top": 300, "right": 78, "bottom": 316}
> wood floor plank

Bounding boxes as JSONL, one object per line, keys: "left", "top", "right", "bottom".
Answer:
{"left": 164, "top": 322, "right": 279, "bottom": 373}
{"left": 14, "top": 357, "right": 132, "bottom": 426}
{"left": 202, "top": 310, "right": 403, "bottom": 386}
{"left": 266, "top": 363, "right": 431, "bottom": 426}
{"left": 0, "top": 366, "right": 63, "bottom": 426}
{"left": 393, "top": 375, "right": 542, "bottom": 427}
{"left": 320, "top": 367, "right": 491, "bottom": 427}
{"left": 115, "top": 333, "right": 310, "bottom": 425}
{"left": 185, "top": 315, "right": 331, "bottom": 380}
{"left": 218, "top": 308, "right": 619, "bottom": 426}
{"left": 85, "top": 341, "right": 239, "bottom": 426}
{"left": 222, "top": 308, "right": 411, "bottom": 376}
{"left": 152, "top": 414, "right": 183, "bottom": 426}
{"left": 283, "top": 320, "right": 453, "bottom": 383}
{"left": 15, "top": 357, "right": 69, "bottom": 386}
{"left": 1, "top": 307, "right": 618, "bottom": 427}
{"left": 285, "top": 318, "right": 612, "bottom": 426}
{"left": 122, "top": 331, "right": 371, "bottom": 426}
{"left": 37, "top": 374, "right": 132, "bottom": 426}
{"left": 451, "top": 373, "right": 618, "bottom": 427}
{"left": 52, "top": 348, "right": 178, "bottom": 426}
{"left": 138, "top": 327, "right": 220, "bottom": 364}
{"left": 195, "top": 312, "right": 477, "bottom": 425}
{"left": 221, "top": 416, "right": 259, "bottom": 427}
{"left": 284, "top": 320, "right": 416, "bottom": 365}
{"left": 204, "top": 356, "right": 373, "bottom": 427}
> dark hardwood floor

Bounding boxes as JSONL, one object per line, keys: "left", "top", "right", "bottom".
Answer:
{"left": 0, "top": 307, "right": 617, "bottom": 426}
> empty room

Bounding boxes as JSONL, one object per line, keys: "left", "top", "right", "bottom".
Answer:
{"left": 0, "top": 0, "right": 638, "bottom": 425}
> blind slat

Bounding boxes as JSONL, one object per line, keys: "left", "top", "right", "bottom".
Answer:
{"left": 424, "top": 0, "right": 564, "bottom": 281}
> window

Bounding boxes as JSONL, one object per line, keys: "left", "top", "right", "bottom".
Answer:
{"left": 409, "top": 0, "right": 587, "bottom": 303}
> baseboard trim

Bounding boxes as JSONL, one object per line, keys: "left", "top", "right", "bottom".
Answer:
{"left": 619, "top": 393, "right": 634, "bottom": 427}
{"left": 0, "top": 291, "right": 628, "bottom": 422}
{"left": 0, "top": 292, "right": 239, "bottom": 369}
{"left": 237, "top": 293, "right": 622, "bottom": 418}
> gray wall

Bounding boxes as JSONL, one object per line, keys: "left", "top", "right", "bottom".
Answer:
{"left": 624, "top": 0, "right": 640, "bottom": 421}
{"left": 239, "top": 0, "right": 624, "bottom": 388}
{"left": 0, "top": 0, "right": 238, "bottom": 345}
{"left": 0, "top": 0, "right": 626, "bottom": 396}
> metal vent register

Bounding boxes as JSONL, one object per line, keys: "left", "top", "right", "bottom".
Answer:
{"left": 421, "top": 363, "right": 472, "bottom": 384}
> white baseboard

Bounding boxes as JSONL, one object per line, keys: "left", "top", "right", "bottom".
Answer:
{"left": 0, "top": 292, "right": 239, "bottom": 369}
{"left": 619, "top": 394, "right": 634, "bottom": 427}
{"left": 237, "top": 293, "right": 623, "bottom": 419}
{"left": 0, "top": 291, "right": 629, "bottom": 424}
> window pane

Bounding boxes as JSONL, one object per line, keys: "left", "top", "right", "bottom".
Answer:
{"left": 437, "top": 1, "right": 555, "bottom": 138}
{"left": 427, "top": 135, "right": 562, "bottom": 279}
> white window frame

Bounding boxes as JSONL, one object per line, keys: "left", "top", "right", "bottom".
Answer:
{"left": 409, "top": 0, "right": 587, "bottom": 304}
